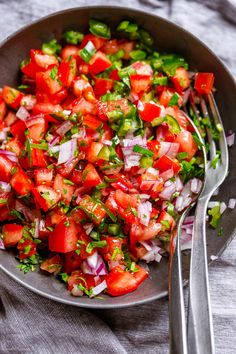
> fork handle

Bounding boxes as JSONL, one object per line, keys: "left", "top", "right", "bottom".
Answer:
{"left": 169, "top": 219, "right": 188, "bottom": 354}
{"left": 187, "top": 195, "right": 215, "bottom": 354}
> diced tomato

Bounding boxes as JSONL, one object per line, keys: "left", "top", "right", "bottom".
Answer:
{"left": 32, "top": 102, "right": 62, "bottom": 115}
{"left": 4, "top": 111, "right": 17, "bottom": 126}
{"left": 26, "top": 116, "right": 47, "bottom": 142}
{"left": 97, "top": 98, "right": 130, "bottom": 121}
{"left": 118, "top": 40, "right": 135, "bottom": 59}
{"left": 81, "top": 163, "right": 102, "bottom": 189}
{"left": 59, "top": 58, "right": 77, "bottom": 87}
{"left": 40, "top": 254, "right": 63, "bottom": 274}
{"left": 154, "top": 155, "right": 181, "bottom": 174}
{"left": 157, "top": 210, "right": 175, "bottom": 231}
{"left": 21, "top": 59, "right": 42, "bottom": 79}
{"left": 93, "top": 78, "right": 114, "bottom": 97}
{"left": 17, "top": 239, "right": 37, "bottom": 259}
{"left": 79, "top": 195, "right": 107, "bottom": 225}
{"left": 175, "top": 130, "right": 198, "bottom": 160}
{"left": 110, "top": 174, "right": 135, "bottom": 193}
{"left": 100, "top": 236, "right": 124, "bottom": 261}
{"left": 2, "top": 86, "right": 24, "bottom": 109}
{"left": 194, "top": 72, "right": 214, "bottom": 95}
{"left": 0, "top": 155, "right": 16, "bottom": 182}
{"left": 77, "top": 231, "right": 96, "bottom": 260}
{"left": 165, "top": 107, "right": 189, "bottom": 130}
{"left": 102, "top": 39, "right": 119, "bottom": 55}
{"left": 88, "top": 51, "right": 112, "bottom": 75}
{"left": 130, "top": 74, "right": 151, "bottom": 94}
{"left": 10, "top": 167, "right": 33, "bottom": 195}
{"left": 32, "top": 185, "right": 61, "bottom": 211}
{"left": 106, "top": 266, "right": 140, "bottom": 297}
{"left": 20, "top": 94, "right": 37, "bottom": 110}
{"left": 10, "top": 120, "right": 26, "bottom": 142}
{"left": 2, "top": 224, "right": 24, "bottom": 247}
{"left": 130, "top": 220, "right": 162, "bottom": 247}
{"left": 36, "top": 69, "right": 62, "bottom": 96}
{"left": 70, "top": 207, "right": 88, "bottom": 224}
{"left": 0, "top": 100, "right": 7, "bottom": 120}
{"left": 71, "top": 97, "right": 97, "bottom": 115}
{"left": 53, "top": 173, "right": 75, "bottom": 204}
{"left": 159, "top": 88, "right": 183, "bottom": 107}
{"left": 34, "top": 168, "right": 53, "bottom": 186}
{"left": 72, "top": 77, "right": 95, "bottom": 102}
{"left": 56, "top": 156, "right": 81, "bottom": 178}
{"left": 31, "top": 148, "right": 48, "bottom": 167}
{"left": 60, "top": 45, "right": 79, "bottom": 60}
{"left": 81, "top": 34, "right": 107, "bottom": 50}
{"left": 64, "top": 251, "right": 82, "bottom": 274}
{"left": 138, "top": 168, "right": 164, "bottom": 196}
{"left": 32, "top": 50, "right": 59, "bottom": 70}
{"left": 132, "top": 265, "right": 149, "bottom": 286}
{"left": 49, "top": 207, "right": 67, "bottom": 225}
{"left": 114, "top": 190, "right": 138, "bottom": 210}
{"left": 67, "top": 270, "right": 96, "bottom": 292}
{"left": 146, "top": 140, "right": 160, "bottom": 160}
{"left": 48, "top": 218, "right": 81, "bottom": 253}
{"left": 83, "top": 114, "right": 103, "bottom": 130}
{"left": 86, "top": 142, "right": 103, "bottom": 163}
{"left": 172, "top": 67, "right": 190, "bottom": 93}
{"left": 138, "top": 101, "right": 162, "bottom": 122}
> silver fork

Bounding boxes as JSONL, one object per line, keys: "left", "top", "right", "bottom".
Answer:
{"left": 187, "top": 93, "right": 229, "bottom": 354}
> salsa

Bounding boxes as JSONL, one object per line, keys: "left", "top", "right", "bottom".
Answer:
{"left": 0, "top": 19, "right": 213, "bottom": 298}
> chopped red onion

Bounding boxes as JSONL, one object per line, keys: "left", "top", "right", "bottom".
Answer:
{"left": 0, "top": 238, "right": 5, "bottom": 250}
{"left": 190, "top": 178, "right": 202, "bottom": 194}
{"left": 103, "top": 140, "right": 112, "bottom": 146}
{"left": 182, "top": 88, "right": 191, "bottom": 105}
{"left": 183, "top": 215, "right": 194, "bottom": 225}
{"left": 20, "top": 95, "right": 37, "bottom": 110}
{"left": 220, "top": 202, "right": 227, "bottom": 214}
{"left": 138, "top": 201, "right": 152, "bottom": 226}
{"left": 15, "top": 200, "right": 41, "bottom": 222}
{"left": 90, "top": 280, "right": 107, "bottom": 297}
{"left": 56, "top": 121, "right": 73, "bottom": 137}
{"left": 87, "top": 252, "right": 98, "bottom": 269}
{"left": 128, "top": 91, "right": 139, "bottom": 103}
{"left": 0, "top": 181, "right": 11, "bottom": 193}
{"left": 158, "top": 142, "right": 180, "bottom": 159}
{"left": 175, "top": 176, "right": 183, "bottom": 192}
{"left": 0, "top": 149, "right": 18, "bottom": 163}
{"left": 226, "top": 131, "right": 235, "bottom": 147}
{"left": 159, "top": 182, "right": 176, "bottom": 200}
{"left": 48, "top": 135, "right": 59, "bottom": 147}
{"left": 139, "top": 240, "right": 153, "bottom": 252}
{"left": 141, "top": 242, "right": 162, "bottom": 263}
{"left": 122, "top": 134, "right": 147, "bottom": 148}
{"left": 16, "top": 106, "right": 30, "bottom": 121}
{"left": 82, "top": 254, "right": 108, "bottom": 276}
{"left": 159, "top": 168, "right": 174, "bottom": 182}
{"left": 83, "top": 223, "right": 94, "bottom": 235}
{"left": 228, "top": 198, "right": 236, "bottom": 210}
{"left": 71, "top": 285, "right": 83, "bottom": 297}
{"left": 58, "top": 139, "right": 77, "bottom": 164}
{"left": 71, "top": 126, "right": 86, "bottom": 139}
{"left": 108, "top": 260, "right": 121, "bottom": 271}
{"left": 175, "top": 195, "right": 184, "bottom": 212}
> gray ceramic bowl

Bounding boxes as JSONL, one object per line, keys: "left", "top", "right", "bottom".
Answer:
{"left": 0, "top": 6, "right": 236, "bottom": 308}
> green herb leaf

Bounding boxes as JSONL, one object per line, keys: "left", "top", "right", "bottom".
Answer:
{"left": 86, "top": 240, "right": 107, "bottom": 254}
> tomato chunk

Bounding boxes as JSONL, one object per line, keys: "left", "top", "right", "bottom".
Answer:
{"left": 49, "top": 218, "right": 81, "bottom": 253}
{"left": 88, "top": 51, "right": 112, "bottom": 75}
{"left": 32, "top": 185, "right": 61, "bottom": 211}
{"left": 194, "top": 73, "right": 214, "bottom": 95}
{"left": 2, "top": 224, "right": 24, "bottom": 247}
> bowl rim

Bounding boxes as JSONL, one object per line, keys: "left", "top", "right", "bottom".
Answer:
{"left": 0, "top": 5, "right": 235, "bottom": 309}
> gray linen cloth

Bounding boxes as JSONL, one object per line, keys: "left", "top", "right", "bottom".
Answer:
{"left": 0, "top": 1, "right": 236, "bottom": 353}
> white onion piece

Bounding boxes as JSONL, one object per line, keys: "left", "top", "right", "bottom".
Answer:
{"left": 83, "top": 223, "right": 94, "bottom": 235}
{"left": 139, "top": 194, "right": 151, "bottom": 200}
{"left": 175, "top": 176, "right": 183, "bottom": 192}
{"left": 210, "top": 255, "right": 218, "bottom": 261}
{"left": 0, "top": 238, "right": 5, "bottom": 250}
{"left": 220, "top": 202, "right": 227, "bottom": 214}
{"left": 84, "top": 40, "right": 96, "bottom": 54}
{"left": 228, "top": 198, "right": 236, "bottom": 210}
{"left": 71, "top": 285, "right": 83, "bottom": 297}
{"left": 56, "top": 121, "right": 73, "bottom": 137}
{"left": 48, "top": 135, "right": 59, "bottom": 147}
{"left": 58, "top": 139, "right": 77, "bottom": 164}
{"left": 0, "top": 181, "right": 11, "bottom": 193}
{"left": 138, "top": 201, "right": 152, "bottom": 226}
{"left": 226, "top": 132, "right": 235, "bottom": 147}
{"left": 49, "top": 145, "right": 60, "bottom": 154}
{"left": 87, "top": 252, "right": 98, "bottom": 269}
{"left": 103, "top": 140, "right": 112, "bottom": 146}
{"left": 90, "top": 280, "right": 107, "bottom": 297}
{"left": 16, "top": 106, "right": 30, "bottom": 121}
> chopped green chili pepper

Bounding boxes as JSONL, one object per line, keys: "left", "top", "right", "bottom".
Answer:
{"left": 63, "top": 30, "right": 84, "bottom": 44}
{"left": 89, "top": 19, "right": 111, "bottom": 39}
